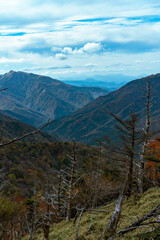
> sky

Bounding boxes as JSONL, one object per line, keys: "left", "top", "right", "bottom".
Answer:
{"left": 0, "top": 0, "right": 160, "bottom": 80}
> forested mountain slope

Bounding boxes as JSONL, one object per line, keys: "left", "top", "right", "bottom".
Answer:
{"left": 49, "top": 74, "right": 160, "bottom": 144}
{"left": 0, "top": 111, "right": 56, "bottom": 143}
{"left": 0, "top": 141, "right": 100, "bottom": 198}
{"left": 0, "top": 71, "right": 108, "bottom": 126}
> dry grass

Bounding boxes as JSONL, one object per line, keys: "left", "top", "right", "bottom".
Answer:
{"left": 31, "top": 187, "right": 160, "bottom": 240}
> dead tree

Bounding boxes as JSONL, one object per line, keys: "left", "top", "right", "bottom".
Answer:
{"left": 105, "top": 113, "right": 145, "bottom": 196}
{"left": 60, "top": 140, "right": 83, "bottom": 222}
{"left": 73, "top": 208, "right": 85, "bottom": 240}
{"left": 63, "top": 140, "right": 79, "bottom": 222}
{"left": 73, "top": 192, "right": 101, "bottom": 240}
{"left": 97, "top": 114, "right": 146, "bottom": 239}
{"left": 40, "top": 169, "right": 66, "bottom": 240}
{"left": 40, "top": 191, "right": 57, "bottom": 240}
{"left": 99, "top": 201, "right": 160, "bottom": 240}
{"left": 97, "top": 172, "right": 129, "bottom": 240}
{"left": 117, "top": 202, "right": 160, "bottom": 237}
{"left": 25, "top": 186, "right": 41, "bottom": 240}
{"left": 56, "top": 170, "right": 64, "bottom": 223}
{"left": 138, "top": 77, "right": 152, "bottom": 193}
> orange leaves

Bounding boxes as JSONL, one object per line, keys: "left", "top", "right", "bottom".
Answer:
{"left": 146, "top": 137, "right": 160, "bottom": 160}
{"left": 145, "top": 161, "right": 158, "bottom": 169}
{"left": 145, "top": 137, "right": 160, "bottom": 184}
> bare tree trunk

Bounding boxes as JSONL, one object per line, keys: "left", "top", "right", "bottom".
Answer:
{"left": 128, "top": 155, "right": 134, "bottom": 196}
{"left": 97, "top": 172, "right": 129, "bottom": 240}
{"left": 110, "top": 113, "right": 140, "bottom": 197}
{"left": 117, "top": 203, "right": 160, "bottom": 236}
{"left": 57, "top": 170, "right": 63, "bottom": 223}
{"left": 73, "top": 208, "right": 84, "bottom": 240}
{"left": 26, "top": 183, "right": 39, "bottom": 240}
{"left": 127, "top": 117, "right": 135, "bottom": 197}
{"left": 66, "top": 140, "right": 77, "bottom": 222}
{"left": 73, "top": 192, "right": 97, "bottom": 239}
{"left": 139, "top": 78, "right": 151, "bottom": 194}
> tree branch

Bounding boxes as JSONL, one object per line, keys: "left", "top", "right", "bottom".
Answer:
{"left": 0, "top": 119, "right": 56, "bottom": 148}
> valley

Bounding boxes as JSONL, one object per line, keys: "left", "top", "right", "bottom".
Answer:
{"left": 0, "top": 71, "right": 108, "bottom": 127}
{"left": 50, "top": 74, "right": 160, "bottom": 144}
{"left": 1, "top": 1, "right": 160, "bottom": 239}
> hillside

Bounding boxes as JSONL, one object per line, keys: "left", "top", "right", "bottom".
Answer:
{"left": 0, "top": 111, "right": 56, "bottom": 143}
{"left": 0, "top": 71, "right": 108, "bottom": 126}
{"left": 49, "top": 74, "right": 160, "bottom": 144}
{"left": 34, "top": 187, "right": 160, "bottom": 240}
{"left": 1, "top": 141, "right": 98, "bottom": 198}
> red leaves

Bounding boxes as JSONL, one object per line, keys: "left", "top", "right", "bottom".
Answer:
{"left": 145, "top": 137, "right": 160, "bottom": 184}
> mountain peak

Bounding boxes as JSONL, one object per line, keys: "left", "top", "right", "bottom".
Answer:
{"left": 0, "top": 71, "right": 108, "bottom": 127}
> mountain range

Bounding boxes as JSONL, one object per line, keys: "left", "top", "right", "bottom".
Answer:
{"left": 0, "top": 71, "right": 108, "bottom": 127}
{"left": 62, "top": 79, "right": 126, "bottom": 91}
{"left": 49, "top": 74, "right": 160, "bottom": 144}
{"left": 1, "top": 71, "right": 160, "bottom": 146}
{"left": 62, "top": 74, "right": 139, "bottom": 91}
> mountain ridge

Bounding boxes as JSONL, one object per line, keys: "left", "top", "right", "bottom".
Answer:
{"left": 0, "top": 110, "right": 56, "bottom": 143}
{"left": 48, "top": 73, "right": 160, "bottom": 144}
{"left": 61, "top": 73, "right": 141, "bottom": 91}
{"left": 0, "top": 71, "right": 108, "bottom": 126}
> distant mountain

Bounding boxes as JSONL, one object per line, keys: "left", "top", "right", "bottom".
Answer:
{"left": 49, "top": 74, "right": 160, "bottom": 144}
{"left": 0, "top": 111, "right": 56, "bottom": 143}
{"left": 91, "top": 73, "right": 140, "bottom": 82}
{"left": 0, "top": 71, "right": 108, "bottom": 126}
{"left": 62, "top": 79, "right": 126, "bottom": 91}
{"left": 62, "top": 74, "right": 139, "bottom": 91}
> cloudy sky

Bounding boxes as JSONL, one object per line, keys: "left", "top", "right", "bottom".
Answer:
{"left": 0, "top": 0, "right": 160, "bottom": 80}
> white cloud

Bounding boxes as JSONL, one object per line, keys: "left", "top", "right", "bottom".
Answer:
{"left": 0, "top": 0, "right": 160, "bottom": 79}
{"left": 60, "top": 43, "right": 101, "bottom": 56}
{"left": 55, "top": 53, "right": 67, "bottom": 60}
{"left": 62, "top": 47, "right": 73, "bottom": 54}
{"left": 0, "top": 57, "right": 24, "bottom": 63}
{"left": 83, "top": 42, "right": 101, "bottom": 52}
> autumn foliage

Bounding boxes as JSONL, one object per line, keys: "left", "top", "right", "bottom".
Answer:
{"left": 145, "top": 137, "right": 160, "bottom": 185}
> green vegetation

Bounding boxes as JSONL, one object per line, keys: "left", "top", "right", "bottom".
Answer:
{"left": 0, "top": 74, "right": 159, "bottom": 240}
{"left": 32, "top": 187, "right": 160, "bottom": 240}
{"left": 0, "top": 113, "right": 56, "bottom": 143}
{"left": 0, "top": 141, "right": 104, "bottom": 197}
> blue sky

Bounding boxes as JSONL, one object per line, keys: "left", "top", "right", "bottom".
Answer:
{"left": 0, "top": 0, "right": 160, "bottom": 80}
